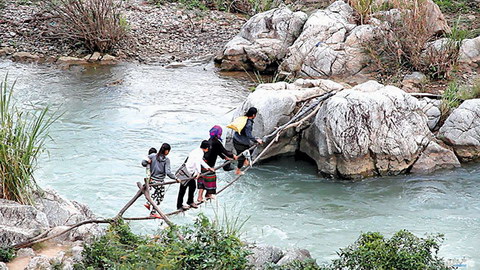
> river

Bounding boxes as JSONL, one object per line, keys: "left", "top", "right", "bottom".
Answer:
{"left": 1, "top": 60, "right": 479, "bottom": 268}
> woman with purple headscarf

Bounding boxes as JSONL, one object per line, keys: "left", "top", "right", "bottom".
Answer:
{"left": 197, "top": 125, "right": 237, "bottom": 202}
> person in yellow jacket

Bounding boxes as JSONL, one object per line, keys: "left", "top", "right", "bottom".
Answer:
{"left": 232, "top": 107, "right": 263, "bottom": 175}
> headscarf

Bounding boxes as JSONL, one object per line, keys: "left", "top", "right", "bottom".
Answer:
{"left": 209, "top": 125, "right": 223, "bottom": 141}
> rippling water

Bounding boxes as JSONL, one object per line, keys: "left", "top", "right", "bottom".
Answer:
{"left": 2, "top": 60, "right": 479, "bottom": 268}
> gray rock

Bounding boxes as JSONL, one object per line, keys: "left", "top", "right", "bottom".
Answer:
{"left": 277, "top": 248, "right": 312, "bottom": 265}
{"left": 35, "top": 189, "right": 92, "bottom": 227}
{"left": 301, "top": 81, "right": 432, "bottom": 179}
{"left": 438, "top": 99, "right": 480, "bottom": 161}
{"left": 417, "top": 98, "right": 441, "bottom": 131}
{"left": 216, "top": 6, "right": 308, "bottom": 72}
{"left": 25, "top": 255, "right": 52, "bottom": 270}
{"left": 402, "top": 72, "right": 427, "bottom": 92}
{"left": 411, "top": 141, "right": 460, "bottom": 174}
{"left": 280, "top": 1, "right": 378, "bottom": 77}
{"left": 0, "top": 262, "right": 7, "bottom": 270}
{"left": 62, "top": 258, "right": 74, "bottom": 270}
{"left": 70, "top": 246, "right": 84, "bottom": 262}
{"left": 247, "top": 245, "right": 284, "bottom": 268}
{"left": 17, "top": 247, "right": 36, "bottom": 257}
{"left": 459, "top": 36, "right": 480, "bottom": 64}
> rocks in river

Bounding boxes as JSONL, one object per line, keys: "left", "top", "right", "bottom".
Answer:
{"left": 215, "top": 6, "right": 308, "bottom": 72}
{"left": 410, "top": 141, "right": 460, "bottom": 174}
{"left": 301, "top": 81, "right": 432, "bottom": 179}
{"left": 232, "top": 79, "right": 465, "bottom": 179}
{"left": 438, "top": 99, "right": 480, "bottom": 162}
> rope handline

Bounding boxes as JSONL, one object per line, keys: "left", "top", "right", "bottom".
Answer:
{"left": 8, "top": 91, "right": 337, "bottom": 249}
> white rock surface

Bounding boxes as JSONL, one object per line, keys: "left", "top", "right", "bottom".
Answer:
{"left": 216, "top": 6, "right": 307, "bottom": 72}
{"left": 277, "top": 248, "right": 312, "bottom": 265}
{"left": 300, "top": 81, "right": 432, "bottom": 179}
{"left": 25, "top": 255, "right": 51, "bottom": 270}
{"left": 418, "top": 98, "right": 441, "bottom": 131}
{"left": 279, "top": 1, "right": 379, "bottom": 77}
{"left": 438, "top": 99, "right": 480, "bottom": 161}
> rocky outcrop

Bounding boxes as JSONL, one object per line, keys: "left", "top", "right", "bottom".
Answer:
{"left": 410, "top": 141, "right": 460, "bottom": 174}
{"left": 12, "top": 52, "right": 40, "bottom": 63}
{"left": 227, "top": 79, "right": 344, "bottom": 159}
{"left": 0, "top": 189, "right": 102, "bottom": 247}
{"left": 215, "top": 6, "right": 308, "bottom": 72}
{"left": 279, "top": 1, "right": 379, "bottom": 77}
{"left": 301, "top": 81, "right": 432, "bottom": 179}
{"left": 438, "top": 99, "right": 480, "bottom": 162}
{"left": 247, "top": 245, "right": 313, "bottom": 269}
{"left": 231, "top": 79, "right": 463, "bottom": 179}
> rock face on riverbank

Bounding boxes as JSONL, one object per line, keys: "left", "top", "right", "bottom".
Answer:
{"left": 229, "top": 79, "right": 465, "bottom": 179}
{"left": 0, "top": 189, "right": 102, "bottom": 269}
{"left": 0, "top": 189, "right": 102, "bottom": 247}
{"left": 438, "top": 99, "right": 480, "bottom": 162}
{"left": 217, "top": 0, "right": 480, "bottom": 78}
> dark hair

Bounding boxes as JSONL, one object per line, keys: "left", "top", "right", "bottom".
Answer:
{"left": 245, "top": 107, "right": 258, "bottom": 117}
{"left": 200, "top": 140, "right": 210, "bottom": 149}
{"left": 148, "top": 147, "right": 157, "bottom": 155}
{"left": 157, "top": 143, "right": 171, "bottom": 158}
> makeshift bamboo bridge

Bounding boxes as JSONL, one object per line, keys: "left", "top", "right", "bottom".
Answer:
{"left": 10, "top": 91, "right": 337, "bottom": 249}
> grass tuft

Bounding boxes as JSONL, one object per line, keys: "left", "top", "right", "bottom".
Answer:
{"left": 0, "top": 76, "right": 59, "bottom": 205}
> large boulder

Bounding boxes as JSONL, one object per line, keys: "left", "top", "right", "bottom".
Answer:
{"left": 247, "top": 245, "right": 284, "bottom": 268}
{"left": 300, "top": 81, "right": 433, "bottom": 179}
{"left": 279, "top": 1, "right": 379, "bottom": 77}
{"left": 215, "top": 7, "right": 307, "bottom": 72}
{"left": 0, "top": 189, "right": 102, "bottom": 247}
{"left": 438, "top": 99, "right": 480, "bottom": 161}
{"left": 226, "top": 79, "right": 344, "bottom": 160}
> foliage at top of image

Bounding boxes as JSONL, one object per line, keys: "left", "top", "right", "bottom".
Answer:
{"left": 0, "top": 76, "right": 58, "bottom": 205}
{"left": 75, "top": 214, "right": 251, "bottom": 269}
{"left": 46, "top": 0, "right": 128, "bottom": 53}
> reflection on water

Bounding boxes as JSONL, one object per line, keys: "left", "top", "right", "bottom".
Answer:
{"left": 2, "top": 61, "right": 479, "bottom": 267}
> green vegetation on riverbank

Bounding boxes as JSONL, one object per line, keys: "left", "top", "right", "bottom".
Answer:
{"left": 75, "top": 215, "right": 251, "bottom": 269}
{"left": 0, "top": 77, "right": 58, "bottom": 205}
{"left": 75, "top": 213, "right": 454, "bottom": 270}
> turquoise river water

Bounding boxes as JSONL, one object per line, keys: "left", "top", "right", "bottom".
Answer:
{"left": 1, "top": 60, "right": 479, "bottom": 268}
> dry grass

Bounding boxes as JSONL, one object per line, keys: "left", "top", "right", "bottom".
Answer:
{"left": 48, "top": 0, "right": 128, "bottom": 53}
{"left": 364, "top": 0, "right": 465, "bottom": 80}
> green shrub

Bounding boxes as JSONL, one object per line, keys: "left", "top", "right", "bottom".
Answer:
{"left": 265, "top": 259, "right": 322, "bottom": 270}
{"left": 433, "top": 0, "right": 469, "bottom": 12}
{"left": 329, "top": 230, "right": 453, "bottom": 270}
{"left": 0, "top": 77, "right": 58, "bottom": 205}
{"left": 151, "top": 0, "right": 279, "bottom": 15}
{"left": 76, "top": 215, "right": 251, "bottom": 269}
{"left": 0, "top": 248, "right": 15, "bottom": 262}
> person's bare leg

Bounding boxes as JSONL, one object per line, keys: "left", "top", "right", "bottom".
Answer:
{"left": 197, "top": 189, "right": 204, "bottom": 202}
{"left": 235, "top": 168, "right": 244, "bottom": 175}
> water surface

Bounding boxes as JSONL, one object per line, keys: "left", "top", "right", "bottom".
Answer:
{"left": 2, "top": 61, "right": 479, "bottom": 268}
